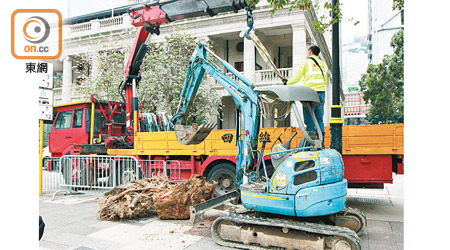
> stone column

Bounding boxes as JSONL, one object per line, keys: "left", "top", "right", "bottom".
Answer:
{"left": 196, "top": 35, "right": 210, "bottom": 44}
{"left": 290, "top": 22, "right": 307, "bottom": 127}
{"left": 91, "top": 19, "right": 100, "bottom": 34}
{"left": 291, "top": 22, "right": 307, "bottom": 75}
{"left": 62, "top": 56, "right": 73, "bottom": 104}
{"left": 91, "top": 55, "right": 100, "bottom": 78}
{"left": 243, "top": 37, "right": 255, "bottom": 82}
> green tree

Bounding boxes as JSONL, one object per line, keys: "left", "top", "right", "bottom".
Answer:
{"left": 74, "top": 49, "right": 126, "bottom": 102}
{"left": 138, "top": 32, "right": 220, "bottom": 124}
{"left": 74, "top": 30, "right": 220, "bottom": 124}
{"left": 359, "top": 29, "right": 404, "bottom": 124}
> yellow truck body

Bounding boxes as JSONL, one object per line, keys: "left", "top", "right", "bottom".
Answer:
{"left": 108, "top": 123, "right": 404, "bottom": 156}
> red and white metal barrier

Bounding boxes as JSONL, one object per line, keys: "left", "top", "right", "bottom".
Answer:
{"left": 42, "top": 157, "right": 63, "bottom": 191}
{"left": 138, "top": 159, "right": 181, "bottom": 182}
{"left": 46, "top": 155, "right": 181, "bottom": 194}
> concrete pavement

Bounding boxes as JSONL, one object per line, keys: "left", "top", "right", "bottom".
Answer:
{"left": 39, "top": 174, "right": 403, "bottom": 250}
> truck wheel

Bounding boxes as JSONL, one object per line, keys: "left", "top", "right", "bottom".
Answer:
{"left": 206, "top": 163, "right": 237, "bottom": 196}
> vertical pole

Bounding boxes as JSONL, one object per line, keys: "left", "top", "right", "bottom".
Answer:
{"left": 163, "top": 161, "right": 167, "bottom": 177}
{"left": 330, "top": 0, "right": 343, "bottom": 153}
{"left": 39, "top": 120, "right": 44, "bottom": 195}
{"left": 132, "top": 78, "right": 139, "bottom": 137}
{"left": 90, "top": 102, "right": 95, "bottom": 144}
{"left": 134, "top": 110, "right": 138, "bottom": 136}
{"left": 111, "top": 0, "right": 114, "bottom": 17}
{"left": 274, "top": 108, "right": 278, "bottom": 127}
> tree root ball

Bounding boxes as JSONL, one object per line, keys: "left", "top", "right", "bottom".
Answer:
{"left": 98, "top": 174, "right": 217, "bottom": 221}
{"left": 154, "top": 174, "right": 217, "bottom": 220}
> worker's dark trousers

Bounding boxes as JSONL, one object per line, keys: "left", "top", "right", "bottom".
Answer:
{"left": 303, "top": 91, "right": 325, "bottom": 134}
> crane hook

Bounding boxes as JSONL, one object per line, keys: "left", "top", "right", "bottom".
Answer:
{"left": 244, "top": 6, "right": 254, "bottom": 38}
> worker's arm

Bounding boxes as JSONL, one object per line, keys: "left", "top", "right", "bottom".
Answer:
{"left": 286, "top": 61, "right": 307, "bottom": 85}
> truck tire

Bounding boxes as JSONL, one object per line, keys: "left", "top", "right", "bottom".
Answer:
{"left": 206, "top": 163, "right": 237, "bottom": 196}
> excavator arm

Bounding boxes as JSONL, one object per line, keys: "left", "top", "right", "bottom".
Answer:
{"left": 172, "top": 43, "right": 260, "bottom": 186}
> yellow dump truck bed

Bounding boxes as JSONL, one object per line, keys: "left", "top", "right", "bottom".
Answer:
{"left": 107, "top": 124, "right": 403, "bottom": 156}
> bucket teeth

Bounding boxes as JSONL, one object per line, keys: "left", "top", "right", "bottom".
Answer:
{"left": 174, "top": 123, "right": 217, "bottom": 145}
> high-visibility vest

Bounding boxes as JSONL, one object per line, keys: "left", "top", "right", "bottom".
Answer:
{"left": 287, "top": 55, "right": 328, "bottom": 92}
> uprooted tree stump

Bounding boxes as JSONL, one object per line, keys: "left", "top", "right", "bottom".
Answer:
{"left": 98, "top": 174, "right": 217, "bottom": 221}
{"left": 154, "top": 174, "right": 217, "bottom": 219}
{"left": 98, "top": 175, "right": 174, "bottom": 221}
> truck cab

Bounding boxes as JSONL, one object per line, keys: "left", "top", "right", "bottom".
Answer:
{"left": 48, "top": 101, "right": 125, "bottom": 157}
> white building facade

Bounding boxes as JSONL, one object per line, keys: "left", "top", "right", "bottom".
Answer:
{"left": 51, "top": 3, "right": 335, "bottom": 129}
{"left": 368, "top": 0, "right": 403, "bottom": 64}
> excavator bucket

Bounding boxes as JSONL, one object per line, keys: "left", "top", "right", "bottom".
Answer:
{"left": 174, "top": 123, "right": 216, "bottom": 145}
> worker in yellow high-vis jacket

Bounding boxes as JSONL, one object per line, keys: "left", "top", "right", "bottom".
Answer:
{"left": 284, "top": 45, "right": 328, "bottom": 141}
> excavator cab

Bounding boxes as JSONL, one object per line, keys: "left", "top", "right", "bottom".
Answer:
{"left": 255, "top": 85, "right": 324, "bottom": 150}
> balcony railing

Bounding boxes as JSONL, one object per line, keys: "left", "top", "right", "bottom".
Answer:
{"left": 209, "top": 68, "right": 293, "bottom": 95}
{"left": 255, "top": 68, "right": 292, "bottom": 84}
{"left": 52, "top": 88, "right": 84, "bottom": 106}
{"left": 223, "top": 68, "right": 292, "bottom": 85}
{"left": 63, "top": 14, "right": 130, "bottom": 40}
{"left": 69, "top": 22, "right": 91, "bottom": 33}
{"left": 100, "top": 15, "right": 124, "bottom": 28}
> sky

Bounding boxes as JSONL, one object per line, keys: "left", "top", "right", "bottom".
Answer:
{"left": 67, "top": 0, "right": 130, "bottom": 17}
{"left": 340, "top": 0, "right": 369, "bottom": 43}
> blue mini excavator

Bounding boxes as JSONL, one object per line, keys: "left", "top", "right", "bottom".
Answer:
{"left": 172, "top": 43, "right": 368, "bottom": 250}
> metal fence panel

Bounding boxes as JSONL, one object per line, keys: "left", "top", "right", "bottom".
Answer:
{"left": 138, "top": 160, "right": 181, "bottom": 182}
{"left": 49, "top": 155, "right": 182, "bottom": 193}
{"left": 42, "top": 157, "right": 63, "bottom": 191}
{"left": 59, "top": 155, "right": 138, "bottom": 191}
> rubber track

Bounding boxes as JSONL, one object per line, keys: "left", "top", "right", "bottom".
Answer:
{"left": 212, "top": 213, "right": 361, "bottom": 250}
{"left": 338, "top": 207, "right": 368, "bottom": 236}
